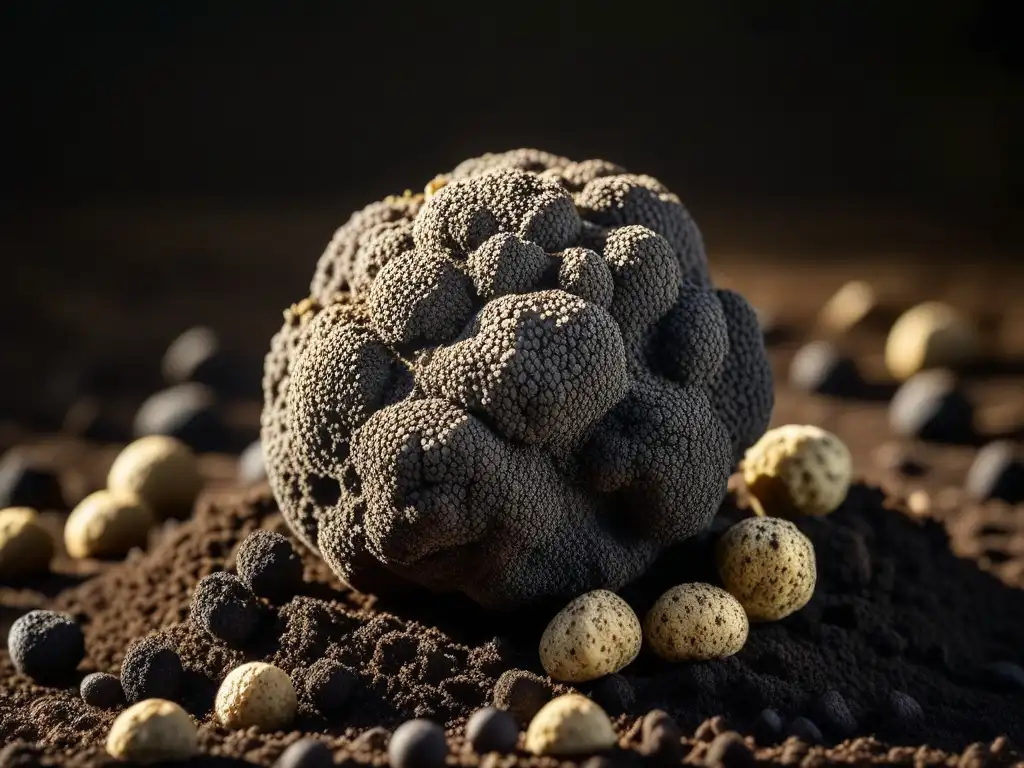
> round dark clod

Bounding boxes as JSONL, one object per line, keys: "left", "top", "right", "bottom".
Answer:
{"left": 236, "top": 530, "right": 304, "bottom": 602}
{"left": 882, "top": 690, "right": 924, "bottom": 733}
{"left": 388, "top": 719, "right": 448, "bottom": 768}
{"left": 0, "top": 453, "right": 64, "bottom": 510}
{"left": 274, "top": 738, "right": 334, "bottom": 768}
{"left": 704, "top": 731, "right": 753, "bottom": 768}
{"left": 786, "top": 716, "right": 823, "bottom": 745}
{"left": 465, "top": 706, "right": 519, "bottom": 754}
{"left": 133, "top": 383, "right": 227, "bottom": 453}
{"left": 80, "top": 672, "right": 127, "bottom": 710}
{"left": 788, "top": 341, "right": 861, "bottom": 397}
{"left": 492, "top": 669, "right": 551, "bottom": 725}
{"left": 750, "top": 708, "right": 784, "bottom": 745}
{"left": 238, "top": 440, "right": 267, "bottom": 485}
{"left": 120, "top": 636, "right": 183, "bottom": 703}
{"left": 640, "top": 709, "right": 682, "bottom": 764}
{"left": 983, "top": 661, "right": 1024, "bottom": 691}
{"left": 190, "top": 571, "right": 261, "bottom": 646}
{"left": 306, "top": 658, "right": 358, "bottom": 715}
{"left": 965, "top": 441, "right": 1024, "bottom": 504}
{"left": 811, "top": 689, "right": 857, "bottom": 739}
{"left": 888, "top": 370, "right": 974, "bottom": 443}
{"left": 7, "top": 610, "right": 85, "bottom": 684}
{"left": 588, "top": 673, "right": 636, "bottom": 715}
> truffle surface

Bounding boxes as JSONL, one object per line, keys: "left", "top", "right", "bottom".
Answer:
{"left": 236, "top": 529, "right": 304, "bottom": 602}
{"left": 120, "top": 636, "right": 183, "bottom": 703}
{"left": 190, "top": 571, "right": 261, "bottom": 646}
{"left": 7, "top": 610, "right": 85, "bottom": 684}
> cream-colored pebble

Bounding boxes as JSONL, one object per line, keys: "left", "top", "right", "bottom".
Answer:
{"left": 885, "top": 301, "right": 981, "bottom": 380}
{"left": 215, "top": 662, "right": 297, "bottom": 731}
{"left": 0, "top": 507, "right": 54, "bottom": 578}
{"left": 717, "top": 516, "right": 817, "bottom": 622}
{"left": 818, "top": 279, "right": 878, "bottom": 334}
{"left": 539, "top": 589, "right": 641, "bottom": 682}
{"left": 106, "top": 698, "right": 197, "bottom": 762}
{"left": 64, "top": 490, "right": 153, "bottom": 559}
{"left": 742, "top": 424, "right": 852, "bottom": 518}
{"left": 107, "top": 436, "right": 202, "bottom": 519}
{"left": 643, "top": 583, "right": 748, "bottom": 662}
{"left": 524, "top": 693, "right": 617, "bottom": 755}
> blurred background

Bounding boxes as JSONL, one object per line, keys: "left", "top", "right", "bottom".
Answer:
{"left": 1, "top": 1, "right": 1021, "bottom": 426}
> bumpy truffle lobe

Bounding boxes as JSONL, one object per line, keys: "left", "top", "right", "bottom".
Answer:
{"left": 468, "top": 232, "right": 550, "bottom": 299}
{"left": 602, "top": 226, "right": 682, "bottom": 346}
{"left": 556, "top": 247, "right": 614, "bottom": 308}
{"left": 120, "top": 637, "right": 183, "bottom": 703}
{"left": 643, "top": 583, "right": 748, "bottom": 661}
{"left": 655, "top": 282, "right": 730, "bottom": 387}
{"left": 190, "top": 571, "right": 261, "bottom": 646}
{"left": 236, "top": 530, "right": 305, "bottom": 602}
{"left": 7, "top": 610, "right": 85, "bottom": 684}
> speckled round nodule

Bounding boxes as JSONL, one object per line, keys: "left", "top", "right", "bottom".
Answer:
{"left": 0, "top": 506, "right": 54, "bottom": 579}
{"left": 105, "top": 698, "right": 197, "bottom": 762}
{"left": 215, "top": 661, "right": 297, "bottom": 731}
{"left": 538, "top": 589, "right": 641, "bottom": 682}
{"left": 63, "top": 489, "right": 153, "bottom": 560}
{"left": 643, "top": 583, "right": 749, "bottom": 661}
{"left": 524, "top": 693, "right": 617, "bottom": 756}
{"left": 106, "top": 435, "right": 202, "bottom": 519}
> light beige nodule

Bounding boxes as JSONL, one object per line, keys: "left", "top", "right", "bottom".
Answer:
{"left": 106, "top": 698, "right": 197, "bottom": 762}
{"left": 64, "top": 490, "right": 153, "bottom": 559}
{"left": 885, "top": 300, "right": 981, "bottom": 381}
{"left": 741, "top": 424, "right": 852, "bottom": 518}
{"left": 107, "top": 435, "right": 202, "bottom": 519}
{"left": 524, "top": 693, "right": 617, "bottom": 755}
{"left": 539, "top": 589, "right": 641, "bottom": 683}
{"left": 215, "top": 662, "right": 297, "bottom": 731}
{"left": 716, "top": 516, "right": 817, "bottom": 622}
{"left": 0, "top": 507, "right": 54, "bottom": 578}
{"left": 643, "top": 583, "right": 748, "bottom": 662}
{"left": 817, "top": 279, "right": 878, "bottom": 334}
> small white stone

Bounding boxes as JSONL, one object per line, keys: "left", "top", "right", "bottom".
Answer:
{"left": 524, "top": 693, "right": 617, "bottom": 755}
{"left": 64, "top": 490, "right": 153, "bottom": 559}
{"left": 818, "top": 279, "right": 878, "bottom": 334}
{"left": 538, "top": 589, "right": 641, "bottom": 683}
{"left": 106, "top": 698, "right": 197, "bottom": 762}
{"left": 885, "top": 301, "right": 981, "bottom": 380}
{"left": 107, "top": 435, "right": 202, "bottom": 519}
{"left": 643, "top": 583, "right": 748, "bottom": 662}
{"left": 215, "top": 661, "right": 297, "bottom": 731}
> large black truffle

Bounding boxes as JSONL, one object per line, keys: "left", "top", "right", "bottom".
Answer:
{"left": 965, "top": 441, "right": 1024, "bottom": 504}
{"left": 7, "top": 610, "right": 85, "bottom": 684}
{"left": 0, "top": 453, "right": 64, "bottom": 510}
{"left": 80, "top": 672, "right": 127, "bottom": 710}
{"left": 190, "top": 571, "right": 261, "bottom": 646}
{"left": 120, "top": 636, "right": 183, "bottom": 703}
{"left": 888, "top": 370, "right": 974, "bottom": 443}
{"left": 305, "top": 658, "right": 358, "bottom": 715}
{"left": 465, "top": 706, "right": 519, "bottom": 755}
{"left": 388, "top": 719, "right": 448, "bottom": 768}
{"left": 133, "top": 383, "right": 228, "bottom": 453}
{"left": 236, "top": 530, "right": 304, "bottom": 602}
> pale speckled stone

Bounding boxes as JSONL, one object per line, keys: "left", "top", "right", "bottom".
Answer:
{"left": 105, "top": 698, "right": 197, "bottom": 762}
{"left": 643, "top": 583, "right": 748, "bottom": 661}
{"left": 716, "top": 517, "right": 817, "bottom": 622}
{"left": 742, "top": 425, "right": 852, "bottom": 518}
{"left": 524, "top": 693, "right": 617, "bottom": 755}
{"left": 215, "top": 661, "right": 297, "bottom": 731}
{"left": 64, "top": 490, "right": 153, "bottom": 559}
{"left": 538, "top": 589, "right": 641, "bottom": 683}
{"left": 885, "top": 300, "right": 981, "bottom": 380}
{"left": 0, "top": 507, "right": 53, "bottom": 578}
{"left": 107, "top": 435, "right": 202, "bottom": 519}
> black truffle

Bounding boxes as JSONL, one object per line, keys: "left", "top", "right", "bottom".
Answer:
{"left": 0, "top": 453, "right": 64, "bottom": 510}
{"left": 492, "top": 669, "right": 551, "bottom": 725}
{"left": 811, "top": 689, "right": 857, "bottom": 740}
{"left": 882, "top": 690, "right": 924, "bottom": 733}
{"left": 704, "top": 731, "right": 754, "bottom": 768}
{"left": 190, "top": 571, "right": 261, "bottom": 646}
{"left": 236, "top": 530, "right": 304, "bottom": 602}
{"left": 305, "top": 658, "right": 358, "bottom": 715}
{"left": 750, "top": 708, "right": 784, "bottom": 745}
{"left": 587, "top": 673, "right": 636, "bottom": 715}
{"left": 465, "top": 706, "right": 519, "bottom": 754}
{"left": 639, "top": 709, "right": 683, "bottom": 764}
{"left": 239, "top": 440, "right": 268, "bottom": 485}
{"left": 965, "top": 441, "right": 1024, "bottom": 504}
{"left": 888, "top": 370, "right": 974, "bottom": 443}
{"left": 273, "top": 738, "right": 334, "bottom": 768}
{"left": 7, "top": 610, "right": 85, "bottom": 684}
{"left": 788, "top": 341, "right": 861, "bottom": 397}
{"left": 786, "top": 716, "right": 823, "bottom": 744}
{"left": 80, "top": 672, "right": 126, "bottom": 710}
{"left": 387, "top": 719, "right": 448, "bottom": 768}
{"left": 120, "top": 636, "right": 183, "bottom": 703}
{"left": 133, "top": 383, "right": 228, "bottom": 452}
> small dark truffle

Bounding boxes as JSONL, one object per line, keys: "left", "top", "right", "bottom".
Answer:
{"left": 80, "top": 672, "right": 127, "bottom": 710}
{"left": 788, "top": 341, "right": 861, "bottom": 397}
{"left": 786, "top": 717, "right": 823, "bottom": 745}
{"left": 704, "top": 731, "right": 754, "bottom": 767}
{"left": 888, "top": 370, "right": 974, "bottom": 443}
{"left": 465, "top": 706, "right": 519, "bottom": 754}
{"left": 588, "top": 673, "right": 636, "bottom": 715}
{"left": 7, "top": 610, "right": 85, "bottom": 684}
{"left": 983, "top": 661, "right": 1024, "bottom": 692}
{"left": 236, "top": 530, "right": 304, "bottom": 602}
{"left": 190, "top": 571, "right": 261, "bottom": 646}
{"left": 388, "top": 719, "right": 448, "bottom": 768}
{"left": 120, "top": 636, "right": 183, "bottom": 703}
{"left": 273, "top": 738, "right": 334, "bottom": 768}
{"left": 133, "top": 383, "right": 227, "bottom": 452}
{"left": 811, "top": 689, "right": 857, "bottom": 739}
{"left": 0, "top": 453, "right": 64, "bottom": 510}
{"left": 238, "top": 440, "right": 268, "bottom": 485}
{"left": 306, "top": 658, "right": 358, "bottom": 715}
{"left": 882, "top": 690, "right": 924, "bottom": 733}
{"left": 965, "top": 441, "right": 1024, "bottom": 504}
{"left": 750, "top": 708, "right": 784, "bottom": 744}
{"left": 640, "top": 709, "right": 683, "bottom": 764}
{"left": 492, "top": 669, "right": 551, "bottom": 725}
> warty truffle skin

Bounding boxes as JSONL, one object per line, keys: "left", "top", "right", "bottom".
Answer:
{"left": 190, "top": 571, "right": 262, "bottom": 646}
{"left": 7, "top": 610, "right": 85, "bottom": 684}
{"left": 120, "top": 636, "right": 183, "bottom": 703}
{"left": 262, "top": 149, "right": 773, "bottom": 609}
